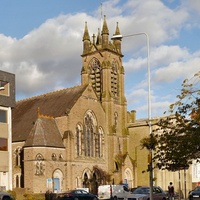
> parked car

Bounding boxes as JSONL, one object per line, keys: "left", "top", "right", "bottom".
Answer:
{"left": 131, "top": 186, "right": 168, "bottom": 200}
{"left": 189, "top": 186, "right": 200, "bottom": 200}
{"left": 127, "top": 193, "right": 148, "bottom": 200}
{"left": 164, "top": 190, "right": 179, "bottom": 199}
{"left": 57, "top": 189, "right": 98, "bottom": 200}
{"left": 0, "top": 191, "right": 14, "bottom": 200}
{"left": 98, "top": 184, "right": 131, "bottom": 200}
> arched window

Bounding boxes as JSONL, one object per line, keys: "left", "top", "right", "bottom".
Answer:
{"left": 51, "top": 153, "right": 57, "bottom": 161}
{"left": 95, "top": 127, "right": 104, "bottom": 157}
{"left": 111, "top": 60, "right": 118, "bottom": 97}
{"left": 83, "top": 173, "right": 89, "bottom": 188}
{"left": 88, "top": 58, "right": 102, "bottom": 100}
{"left": 77, "top": 110, "right": 104, "bottom": 158}
{"left": 59, "top": 154, "right": 63, "bottom": 161}
{"left": 83, "top": 111, "right": 97, "bottom": 157}
{"left": 14, "top": 147, "right": 23, "bottom": 167}
{"left": 16, "top": 175, "right": 19, "bottom": 188}
{"left": 35, "top": 153, "right": 44, "bottom": 176}
{"left": 14, "top": 173, "right": 22, "bottom": 188}
{"left": 76, "top": 123, "right": 83, "bottom": 156}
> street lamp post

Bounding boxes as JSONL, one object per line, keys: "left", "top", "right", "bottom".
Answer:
{"left": 111, "top": 33, "right": 153, "bottom": 200}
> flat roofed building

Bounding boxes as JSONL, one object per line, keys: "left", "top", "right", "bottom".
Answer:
{"left": 0, "top": 70, "right": 15, "bottom": 191}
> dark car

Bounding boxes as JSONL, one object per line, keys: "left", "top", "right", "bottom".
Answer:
{"left": 132, "top": 186, "right": 168, "bottom": 200}
{"left": 57, "top": 189, "right": 98, "bottom": 200}
{"left": 0, "top": 191, "right": 14, "bottom": 200}
{"left": 189, "top": 186, "right": 200, "bottom": 200}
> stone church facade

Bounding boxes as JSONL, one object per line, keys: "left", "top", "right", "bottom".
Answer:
{"left": 12, "top": 16, "right": 135, "bottom": 194}
{"left": 12, "top": 16, "right": 192, "bottom": 196}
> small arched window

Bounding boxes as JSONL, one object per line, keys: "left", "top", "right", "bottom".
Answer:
{"left": 51, "top": 153, "right": 57, "bottom": 161}
{"left": 14, "top": 147, "right": 22, "bottom": 167}
{"left": 35, "top": 154, "right": 44, "bottom": 176}
{"left": 76, "top": 124, "right": 83, "bottom": 156}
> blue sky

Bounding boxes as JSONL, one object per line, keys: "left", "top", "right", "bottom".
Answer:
{"left": 0, "top": 0, "right": 200, "bottom": 119}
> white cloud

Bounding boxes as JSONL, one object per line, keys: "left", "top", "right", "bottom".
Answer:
{"left": 0, "top": 0, "right": 199, "bottom": 119}
{"left": 153, "top": 57, "right": 200, "bottom": 83}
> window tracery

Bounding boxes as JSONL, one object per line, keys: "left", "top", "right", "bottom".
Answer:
{"left": 76, "top": 111, "right": 104, "bottom": 158}
{"left": 35, "top": 153, "right": 44, "bottom": 176}
{"left": 84, "top": 112, "right": 95, "bottom": 157}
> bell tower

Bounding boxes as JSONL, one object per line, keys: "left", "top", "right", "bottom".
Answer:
{"left": 81, "top": 15, "right": 128, "bottom": 155}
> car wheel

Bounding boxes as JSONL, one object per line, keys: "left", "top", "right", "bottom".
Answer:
{"left": 113, "top": 196, "right": 118, "bottom": 200}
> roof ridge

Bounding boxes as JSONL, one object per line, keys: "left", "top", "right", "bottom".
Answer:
{"left": 37, "top": 107, "right": 54, "bottom": 119}
{"left": 17, "top": 84, "right": 84, "bottom": 103}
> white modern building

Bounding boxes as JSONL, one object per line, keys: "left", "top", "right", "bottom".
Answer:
{"left": 0, "top": 70, "right": 15, "bottom": 191}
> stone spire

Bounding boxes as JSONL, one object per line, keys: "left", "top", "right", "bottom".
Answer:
{"left": 96, "top": 28, "right": 102, "bottom": 45}
{"left": 82, "top": 21, "right": 91, "bottom": 53}
{"left": 113, "top": 22, "right": 122, "bottom": 54}
{"left": 101, "top": 15, "right": 109, "bottom": 48}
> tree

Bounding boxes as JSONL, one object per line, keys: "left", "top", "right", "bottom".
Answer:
{"left": 142, "top": 71, "right": 200, "bottom": 171}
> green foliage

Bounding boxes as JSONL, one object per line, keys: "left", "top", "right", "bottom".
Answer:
{"left": 153, "top": 71, "right": 200, "bottom": 171}
{"left": 93, "top": 165, "right": 111, "bottom": 183}
{"left": 140, "top": 134, "right": 157, "bottom": 150}
{"left": 23, "top": 193, "right": 45, "bottom": 200}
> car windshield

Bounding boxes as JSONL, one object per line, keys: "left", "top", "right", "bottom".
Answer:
{"left": 133, "top": 188, "right": 150, "bottom": 194}
{"left": 194, "top": 187, "right": 200, "bottom": 191}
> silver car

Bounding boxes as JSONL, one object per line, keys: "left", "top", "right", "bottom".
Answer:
{"left": 127, "top": 193, "right": 148, "bottom": 200}
{"left": 131, "top": 186, "right": 168, "bottom": 200}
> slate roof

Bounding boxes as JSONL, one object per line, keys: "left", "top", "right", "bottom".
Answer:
{"left": 12, "top": 85, "right": 87, "bottom": 142}
{"left": 24, "top": 117, "right": 65, "bottom": 148}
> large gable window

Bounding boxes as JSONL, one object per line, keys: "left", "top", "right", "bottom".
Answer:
{"left": 84, "top": 111, "right": 95, "bottom": 157}
{"left": 76, "top": 110, "right": 104, "bottom": 158}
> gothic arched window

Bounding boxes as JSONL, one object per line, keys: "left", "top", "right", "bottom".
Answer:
{"left": 83, "top": 111, "right": 97, "bottom": 157}
{"left": 35, "top": 153, "right": 44, "bottom": 176}
{"left": 111, "top": 60, "right": 118, "bottom": 97}
{"left": 14, "top": 147, "right": 22, "bottom": 167}
{"left": 100, "top": 127, "right": 104, "bottom": 157}
{"left": 95, "top": 127, "right": 104, "bottom": 158}
{"left": 77, "top": 110, "right": 104, "bottom": 158}
{"left": 88, "top": 58, "right": 102, "bottom": 100}
{"left": 16, "top": 175, "right": 19, "bottom": 188}
{"left": 76, "top": 123, "right": 83, "bottom": 156}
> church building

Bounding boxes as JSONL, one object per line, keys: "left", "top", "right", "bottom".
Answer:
{"left": 12, "top": 16, "right": 136, "bottom": 194}
{"left": 12, "top": 16, "right": 191, "bottom": 195}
